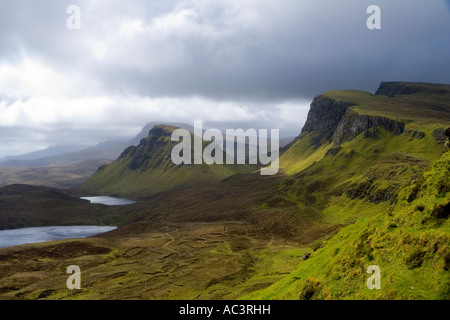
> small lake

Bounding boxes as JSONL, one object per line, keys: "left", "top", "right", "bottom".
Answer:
{"left": 80, "top": 196, "right": 137, "bottom": 206}
{"left": 0, "top": 225, "right": 117, "bottom": 248}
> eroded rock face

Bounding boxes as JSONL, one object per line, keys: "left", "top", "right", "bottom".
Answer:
{"left": 445, "top": 128, "right": 450, "bottom": 149}
{"left": 119, "top": 125, "right": 176, "bottom": 171}
{"left": 302, "top": 96, "right": 353, "bottom": 133}
{"left": 300, "top": 95, "right": 406, "bottom": 146}
{"left": 432, "top": 128, "right": 446, "bottom": 144}
{"left": 332, "top": 110, "right": 405, "bottom": 146}
{"left": 301, "top": 95, "right": 353, "bottom": 146}
{"left": 300, "top": 91, "right": 410, "bottom": 147}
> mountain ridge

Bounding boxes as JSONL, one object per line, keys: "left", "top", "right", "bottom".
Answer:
{"left": 80, "top": 124, "right": 259, "bottom": 197}
{"left": 0, "top": 81, "right": 448, "bottom": 300}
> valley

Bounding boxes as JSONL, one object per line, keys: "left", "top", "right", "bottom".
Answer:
{"left": 0, "top": 82, "right": 448, "bottom": 300}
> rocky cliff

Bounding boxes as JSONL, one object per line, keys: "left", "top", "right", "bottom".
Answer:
{"left": 300, "top": 95, "right": 354, "bottom": 146}
{"left": 119, "top": 125, "right": 177, "bottom": 171}
{"left": 332, "top": 109, "right": 404, "bottom": 145}
{"left": 300, "top": 93, "right": 405, "bottom": 147}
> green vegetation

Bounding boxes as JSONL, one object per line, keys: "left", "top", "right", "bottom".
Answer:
{"left": 245, "top": 150, "right": 449, "bottom": 300}
{"left": 0, "top": 82, "right": 448, "bottom": 300}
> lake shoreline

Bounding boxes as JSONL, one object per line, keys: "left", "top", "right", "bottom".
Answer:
{"left": 80, "top": 196, "right": 137, "bottom": 206}
{"left": 0, "top": 225, "right": 117, "bottom": 248}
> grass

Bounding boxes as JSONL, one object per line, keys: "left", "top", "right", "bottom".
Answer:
{"left": 323, "top": 88, "right": 450, "bottom": 126}
{"left": 243, "top": 151, "right": 450, "bottom": 300}
{"left": 0, "top": 223, "right": 309, "bottom": 300}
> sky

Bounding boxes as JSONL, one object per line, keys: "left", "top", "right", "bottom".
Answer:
{"left": 0, "top": 0, "right": 450, "bottom": 157}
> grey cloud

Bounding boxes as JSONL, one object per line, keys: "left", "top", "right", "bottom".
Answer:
{"left": 1, "top": 0, "right": 449, "bottom": 101}
{"left": 1, "top": 0, "right": 450, "bottom": 156}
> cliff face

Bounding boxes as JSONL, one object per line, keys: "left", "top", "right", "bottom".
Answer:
{"left": 300, "top": 95, "right": 354, "bottom": 146}
{"left": 119, "top": 125, "right": 178, "bottom": 171}
{"left": 301, "top": 94, "right": 405, "bottom": 147}
{"left": 332, "top": 109, "right": 404, "bottom": 145}
{"left": 301, "top": 95, "right": 353, "bottom": 133}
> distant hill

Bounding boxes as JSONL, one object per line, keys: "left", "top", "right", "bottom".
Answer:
{"left": 128, "top": 121, "right": 196, "bottom": 146}
{"left": 80, "top": 124, "right": 259, "bottom": 197}
{"left": 0, "top": 140, "right": 129, "bottom": 168}
{"left": 0, "top": 159, "right": 111, "bottom": 188}
{"left": 0, "top": 121, "right": 294, "bottom": 169}
{"left": 1, "top": 144, "right": 89, "bottom": 161}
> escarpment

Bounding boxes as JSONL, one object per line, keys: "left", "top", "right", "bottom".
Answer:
{"left": 332, "top": 109, "right": 404, "bottom": 145}
{"left": 300, "top": 95, "right": 354, "bottom": 146}
{"left": 301, "top": 93, "right": 405, "bottom": 147}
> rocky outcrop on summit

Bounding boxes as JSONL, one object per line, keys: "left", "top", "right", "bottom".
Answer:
{"left": 119, "top": 125, "right": 178, "bottom": 171}
{"left": 332, "top": 110, "right": 404, "bottom": 146}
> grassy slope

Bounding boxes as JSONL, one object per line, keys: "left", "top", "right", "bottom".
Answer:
{"left": 242, "top": 84, "right": 450, "bottom": 299}
{"left": 244, "top": 150, "right": 449, "bottom": 300}
{"left": 323, "top": 89, "right": 450, "bottom": 125}
{"left": 277, "top": 127, "right": 444, "bottom": 225}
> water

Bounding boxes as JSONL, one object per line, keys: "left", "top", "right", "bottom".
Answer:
{"left": 0, "top": 225, "right": 117, "bottom": 248}
{"left": 0, "top": 196, "right": 132, "bottom": 248}
{"left": 80, "top": 196, "right": 137, "bottom": 206}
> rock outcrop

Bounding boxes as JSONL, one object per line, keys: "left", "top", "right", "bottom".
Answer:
{"left": 301, "top": 95, "right": 354, "bottom": 146}
{"left": 300, "top": 94, "right": 405, "bottom": 147}
{"left": 432, "top": 128, "right": 446, "bottom": 144}
{"left": 446, "top": 127, "right": 450, "bottom": 149}
{"left": 332, "top": 110, "right": 404, "bottom": 146}
{"left": 119, "top": 125, "right": 178, "bottom": 171}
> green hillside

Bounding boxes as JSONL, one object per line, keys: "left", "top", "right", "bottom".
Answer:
{"left": 243, "top": 81, "right": 450, "bottom": 299}
{"left": 0, "top": 82, "right": 448, "bottom": 300}
{"left": 80, "top": 124, "right": 257, "bottom": 198}
{"left": 245, "top": 150, "right": 449, "bottom": 299}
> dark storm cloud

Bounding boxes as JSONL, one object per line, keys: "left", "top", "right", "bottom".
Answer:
{"left": 1, "top": 0, "right": 449, "bottom": 101}
{"left": 0, "top": 0, "right": 450, "bottom": 156}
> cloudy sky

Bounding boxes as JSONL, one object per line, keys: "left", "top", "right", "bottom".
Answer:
{"left": 0, "top": 0, "right": 449, "bottom": 157}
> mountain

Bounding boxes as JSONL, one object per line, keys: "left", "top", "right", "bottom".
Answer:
{"left": 0, "top": 140, "right": 130, "bottom": 168}
{"left": 80, "top": 124, "right": 258, "bottom": 197}
{"left": 244, "top": 81, "right": 450, "bottom": 299}
{"left": 0, "top": 122, "right": 200, "bottom": 169}
{"left": 281, "top": 82, "right": 449, "bottom": 174}
{"left": 128, "top": 121, "right": 196, "bottom": 146}
{"left": 0, "top": 82, "right": 448, "bottom": 300}
{"left": 0, "top": 144, "right": 89, "bottom": 162}
{"left": 0, "top": 159, "right": 111, "bottom": 188}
